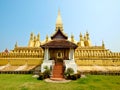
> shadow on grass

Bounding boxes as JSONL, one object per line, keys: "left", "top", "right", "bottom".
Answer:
{"left": 20, "top": 86, "right": 28, "bottom": 90}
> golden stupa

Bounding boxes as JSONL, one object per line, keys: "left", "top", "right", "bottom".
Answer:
{"left": 0, "top": 10, "right": 120, "bottom": 75}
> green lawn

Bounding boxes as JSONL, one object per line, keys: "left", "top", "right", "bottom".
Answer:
{"left": 0, "top": 74, "right": 120, "bottom": 90}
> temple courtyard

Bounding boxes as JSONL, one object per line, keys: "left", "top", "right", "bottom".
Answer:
{"left": 0, "top": 74, "right": 120, "bottom": 90}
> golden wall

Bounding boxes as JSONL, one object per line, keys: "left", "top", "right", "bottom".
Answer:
{"left": 1, "top": 45, "right": 120, "bottom": 66}
{"left": 75, "top": 46, "right": 120, "bottom": 66}
{"left": 0, "top": 58, "right": 43, "bottom": 66}
{"left": 75, "top": 59, "right": 120, "bottom": 66}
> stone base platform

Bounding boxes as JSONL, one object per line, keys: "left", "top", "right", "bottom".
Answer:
{"left": 45, "top": 78, "right": 71, "bottom": 83}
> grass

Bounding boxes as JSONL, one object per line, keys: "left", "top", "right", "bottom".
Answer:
{"left": 0, "top": 74, "right": 120, "bottom": 90}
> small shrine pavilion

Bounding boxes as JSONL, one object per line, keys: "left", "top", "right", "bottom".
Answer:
{"left": 40, "top": 10, "right": 78, "bottom": 78}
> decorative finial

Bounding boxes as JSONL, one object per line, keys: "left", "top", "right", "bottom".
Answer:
{"left": 80, "top": 33, "right": 83, "bottom": 41}
{"left": 80, "top": 33, "right": 82, "bottom": 37}
{"left": 71, "top": 33, "right": 74, "bottom": 42}
{"left": 31, "top": 32, "right": 33, "bottom": 35}
{"left": 84, "top": 35, "right": 87, "bottom": 41}
{"left": 15, "top": 42, "right": 18, "bottom": 48}
{"left": 86, "top": 31, "right": 89, "bottom": 35}
{"left": 34, "top": 36, "right": 37, "bottom": 42}
{"left": 46, "top": 35, "right": 48, "bottom": 42}
{"left": 71, "top": 33, "right": 74, "bottom": 38}
{"left": 102, "top": 40, "right": 105, "bottom": 48}
{"left": 30, "top": 32, "right": 34, "bottom": 40}
{"left": 58, "top": 8, "right": 60, "bottom": 16}
{"left": 86, "top": 31, "right": 89, "bottom": 40}
{"left": 56, "top": 9, "right": 62, "bottom": 24}
{"left": 37, "top": 33, "right": 40, "bottom": 41}
{"left": 56, "top": 9, "right": 63, "bottom": 31}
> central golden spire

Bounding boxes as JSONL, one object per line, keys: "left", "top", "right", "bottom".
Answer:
{"left": 56, "top": 9, "right": 63, "bottom": 31}
{"left": 56, "top": 9, "right": 62, "bottom": 25}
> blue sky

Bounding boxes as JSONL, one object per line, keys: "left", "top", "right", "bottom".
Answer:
{"left": 0, "top": 0, "right": 120, "bottom": 52}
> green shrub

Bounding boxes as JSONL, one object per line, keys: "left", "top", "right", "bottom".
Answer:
{"left": 44, "top": 66, "right": 49, "bottom": 70}
{"left": 43, "top": 69, "right": 50, "bottom": 79}
{"left": 37, "top": 66, "right": 51, "bottom": 80}
{"left": 70, "top": 74, "right": 77, "bottom": 80}
{"left": 69, "top": 73, "right": 81, "bottom": 80}
{"left": 76, "top": 72, "right": 81, "bottom": 78}
{"left": 37, "top": 73, "right": 44, "bottom": 80}
{"left": 64, "top": 68, "right": 74, "bottom": 79}
{"left": 64, "top": 69, "right": 81, "bottom": 80}
{"left": 43, "top": 66, "right": 51, "bottom": 79}
{"left": 66, "top": 68, "right": 74, "bottom": 75}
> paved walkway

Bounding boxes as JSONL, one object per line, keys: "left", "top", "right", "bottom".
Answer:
{"left": 44, "top": 75, "right": 86, "bottom": 83}
{"left": 44, "top": 78, "right": 71, "bottom": 83}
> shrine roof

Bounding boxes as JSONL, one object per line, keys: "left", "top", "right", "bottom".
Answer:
{"left": 40, "top": 39, "right": 78, "bottom": 49}
{"left": 51, "top": 29, "right": 68, "bottom": 40}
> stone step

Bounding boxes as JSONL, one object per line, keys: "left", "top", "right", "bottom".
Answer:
{"left": 53, "top": 65, "right": 63, "bottom": 67}
{"left": 53, "top": 72, "right": 63, "bottom": 74}
{"left": 53, "top": 71, "right": 63, "bottom": 73}
{"left": 53, "top": 67, "right": 63, "bottom": 68}
{"left": 52, "top": 76, "right": 63, "bottom": 78}
{"left": 54, "top": 75, "right": 63, "bottom": 77}
{"left": 53, "top": 69, "right": 63, "bottom": 71}
{"left": 53, "top": 68, "right": 63, "bottom": 70}
{"left": 53, "top": 70, "right": 63, "bottom": 72}
{"left": 50, "top": 78, "right": 65, "bottom": 81}
{"left": 54, "top": 65, "right": 63, "bottom": 67}
{"left": 52, "top": 62, "right": 64, "bottom": 78}
{"left": 52, "top": 77, "right": 64, "bottom": 78}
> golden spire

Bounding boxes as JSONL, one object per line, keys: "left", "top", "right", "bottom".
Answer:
{"left": 56, "top": 9, "right": 62, "bottom": 25}
{"left": 56, "top": 9, "right": 63, "bottom": 31}
{"left": 37, "top": 33, "right": 40, "bottom": 41}
{"left": 30, "top": 32, "right": 34, "bottom": 40}
{"left": 15, "top": 42, "right": 18, "bottom": 48}
{"left": 71, "top": 33, "right": 74, "bottom": 43}
{"left": 86, "top": 31, "right": 90, "bottom": 40}
{"left": 84, "top": 35, "right": 87, "bottom": 41}
{"left": 80, "top": 33, "right": 82, "bottom": 37}
{"left": 86, "top": 31, "right": 89, "bottom": 36}
{"left": 80, "top": 33, "right": 83, "bottom": 41}
{"left": 28, "top": 32, "right": 34, "bottom": 47}
{"left": 102, "top": 40, "right": 105, "bottom": 48}
{"left": 34, "top": 36, "right": 37, "bottom": 42}
{"left": 46, "top": 35, "right": 49, "bottom": 42}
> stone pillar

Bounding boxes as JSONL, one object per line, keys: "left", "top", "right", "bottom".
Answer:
{"left": 41, "top": 48, "right": 53, "bottom": 73}
{"left": 69, "top": 48, "right": 74, "bottom": 60}
{"left": 69, "top": 49, "right": 71, "bottom": 60}
{"left": 71, "top": 49, "right": 74, "bottom": 60}
{"left": 44, "top": 48, "right": 49, "bottom": 61}
{"left": 48, "top": 50, "right": 50, "bottom": 60}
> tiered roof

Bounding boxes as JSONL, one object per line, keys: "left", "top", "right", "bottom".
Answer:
{"left": 41, "top": 10, "right": 77, "bottom": 49}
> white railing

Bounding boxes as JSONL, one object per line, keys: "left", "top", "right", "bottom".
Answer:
{"left": 41, "top": 60, "right": 54, "bottom": 73}
{"left": 63, "top": 59, "right": 77, "bottom": 73}
{"left": 51, "top": 60, "right": 55, "bottom": 76}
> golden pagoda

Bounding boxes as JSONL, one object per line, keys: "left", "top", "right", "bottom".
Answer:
{"left": 0, "top": 10, "right": 120, "bottom": 75}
